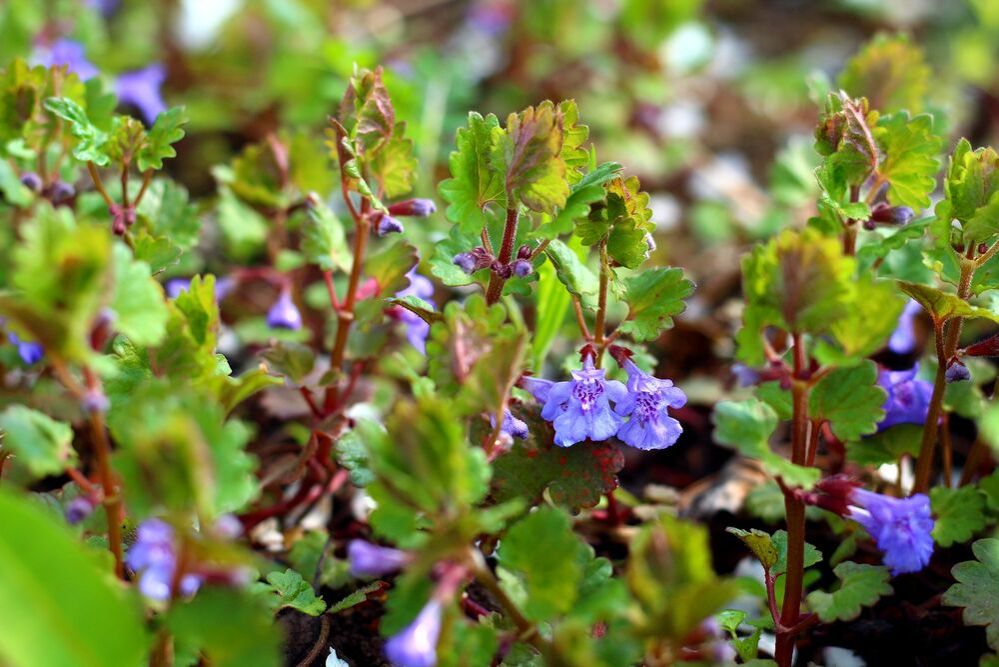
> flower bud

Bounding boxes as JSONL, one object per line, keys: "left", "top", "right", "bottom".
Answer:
{"left": 516, "top": 244, "right": 533, "bottom": 260}
{"left": 453, "top": 253, "right": 478, "bottom": 274}
{"left": 452, "top": 247, "right": 492, "bottom": 274}
{"left": 980, "top": 243, "right": 990, "bottom": 255}
{"left": 19, "top": 172, "right": 42, "bottom": 192}
{"left": 945, "top": 361, "right": 971, "bottom": 383}
{"left": 384, "top": 600, "right": 442, "bottom": 667}
{"left": 82, "top": 387, "right": 110, "bottom": 414}
{"left": 347, "top": 540, "right": 410, "bottom": 578}
{"left": 66, "top": 496, "right": 96, "bottom": 525}
{"left": 869, "top": 203, "right": 914, "bottom": 226}
{"left": 387, "top": 199, "right": 436, "bottom": 218}
{"left": 375, "top": 214, "right": 404, "bottom": 236}
{"left": 511, "top": 259, "right": 532, "bottom": 277}
{"left": 48, "top": 181, "right": 75, "bottom": 205}
{"left": 266, "top": 290, "right": 303, "bottom": 330}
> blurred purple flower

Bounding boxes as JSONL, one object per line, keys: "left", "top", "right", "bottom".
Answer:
{"left": 32, "top": 39, "right": 98, "bottom": 80}
{"left": 613, "top": 359, "right": 686, "bottom": 450}
{"left": 888, "top": 300, "right": 922, "bottom": 354}
{"left": 731, "top": 363, "right": 760, "bottom": 387}
{"left": 388, "top": 199, "right": 436, "bottom": 217}
{"left": 66, "top": 496, "right": 96, "bottom": 525}
{"left": 348, "top": 540, "right": 410, "bottom": 578}
{"left": 384, "top": 599, "right": 442, "bottom": 667}
{"left": 542, "top": 358, "right": 627, "bottom": 447}
{"left": 467, "top": 3, "right": 513, "bottom": 36}
{"left": 126, "top": 519, "right": 203, "bottom": 600}
{"left": 395, "top": 269, "right": 434, "bottom": 354}
{"left": 511, "top": 259, "right": 532, "bottom": 277}
{"left": 848, "top": 488, "right": 934, "bottom": 575}
{"left": 165, "top": 278, "right": 189, "bottom": 299}
{"left": 376, "top": 214, "right": 404, "bottom": 237}
{"left": 877, "top": 365, "right": 933, "bottom": 430}
{"left": 8, "top": 332, "right": 44, "bottom": 365}
{"left": 267, "top": 290, "right": 302, "bottom": 330}
{"left": 116, "top": 64, "right": 167, "bottom": 124}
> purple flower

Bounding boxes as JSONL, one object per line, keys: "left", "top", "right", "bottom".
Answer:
{"left": 213, "top": 514, "right": 243, "bottom": 539}
{"left": 395, "top": 269, "right": 434, "bottom": 354}
{"left": 266, "top": 291, "right": 302, "bottom": 330}
{"left": 116, "top": 64, "right": 167, "bottom": 124}
{"left": 453, "top": 253, "right": 478, "bottom": 274}
{"left": 945, "top": 362, "right": 971, "bottom": 383}
{"left": 848, "top": 488, "right": 934, "bottom": 575}
{"left": 8, "top": 332, "right": 43, "bottom": 365}
{"left": 126, "top": 519, "right": 203, "bottom": 600}
{"left": 491, "top": 409, "right": 529, "bottom": 440}
{"left": 32, "top": 39, "right": 99, "bottom": 80}
{"left": 376, "top": 214, "right": 404, "bottom": 236}
{"left": 877, "top": 365, "right": 933, "bottom": 430}
{"left": 520, "top": 376, "right": 554, "bottom": 404}
{"left": 613, "top": 359, "right": 686, "bottom": 450}
{"left": 66, "top": 496, "right": 95, "bottom": 525}
{"left": 384, "top": 599, "right": 442, "bottom": 667}
{"left": 348, "top": 540, "right": 410, "bottom": 578}
{"left": 542, "top": 358, "right": 627, "bottom": 447}
{"left": 388, "top": 199, "right": 436, "bottom": 217}
{"left": 20, "top": 172, "right": 42, "bottom": 192}
{"left": 888, "top": 300, "right": 922, "bottom": 354}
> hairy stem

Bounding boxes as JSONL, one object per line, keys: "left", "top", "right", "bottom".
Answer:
{"left": 914, "top": 256, "right": 975, "bottom": 493}
{"left": 593, "top": 241, "right": 609, "bottom": 367}
{"left": 775, "top": 332, "right": 809, "bottom": 667}
{"left": 485, "top": 207, "right": 520, "bottom": 305}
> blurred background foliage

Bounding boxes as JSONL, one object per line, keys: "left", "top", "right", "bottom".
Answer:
{"left": 5, "top": 0, "right": 999, "bottom": 386}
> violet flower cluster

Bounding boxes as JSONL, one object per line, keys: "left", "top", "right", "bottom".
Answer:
{"left": 524, "top": 353, "right": 686, "bottom": 449}
{"left": 877, "top": 365, "right": 933, "bottom": 430}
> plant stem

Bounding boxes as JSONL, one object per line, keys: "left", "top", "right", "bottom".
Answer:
{"left": 485, "top": 206, "right": 520, "bottom": 305}
{"left": 960, "top": 438, "right": 989, "bottom": 486}
{"left": 913, "top": 257, "right": 975, "bottom": 493}
{"left": 571, "top": 296, "right": 591, "bottom": 340}
{"left": 593, "top": 241, "right": 609, "bottom": 367}
{"left": 86, "top": 162, "right": 115, "bottom": 208}
{"left": 326, "top": 204, "right": 370, "bottom": 410}
{"left": 775, "top": 332, "right": 809, "bottom": 667}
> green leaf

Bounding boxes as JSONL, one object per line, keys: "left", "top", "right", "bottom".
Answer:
{"left": 771, "top": 530, "right": 823, "bottom": 575}
{"left": 364, "top": 239, "right": 418, "bottom": 296}
{"left": 0, "top": 405, "right": 75, "bottom": 478}
{"left": 497, "top": 507, "right": 588, "bottom": 622}
{"left": 532, "top": 254, "right": 572, "bottom": 369}
{"left": 0, "top": 487, "right": 149, "bottom": 667}
{"left": 815, "top": 274, "right": 905, "bottom": 364}
{"left": 838, "top": 33, "right": 930, "bottom": 114}
{"left": 937, "top": 139, "right": 999, "bottom": 244}
{"left": 133, "top": 179, "right": 201, "bottom": 273}
{"left": 301, "top": 199, "right": 350, "bottom": 273}
{"left": 617, "top": 267, "right": 694, "bottom": 341}
{"left": 438, "top": 111, "right": 506, "bottom": 234}
{"left": 809, "top": 361, "right": 886, "bottom": 441}
{"left": 491, "top": 412, "right": 624, "bottom": 513}
{"left": 898, "top": 281, "right": 999, "bottom": 325}
{"left": 545, "top": 238, "right": 597, "bottom": 298}
{"left": 806, "top": 562, "right": 892, "bottom": 622}
{"left": 943, "top": 538, "right": 999, "bottom": 651}
{"left": 814, "top": 94, "right": 880, "bottom": 186}
{"left": 533, "top": 161, "right": 621, "bottom": 240}
{"left": 931, "top": 486, "right": 988, "bottom": 548}
{"left": 253, "top": 569, "right": 327, "bottom": 616}
{"left": 43, "top": 96, "right": 110, "bottom": 165}
{"left": 111, "top": 244, "right": 169, "bottom": 347}
{"left": 874, "top": 112, "right": 941, "bottom": 210}
{"left": 137, "top": 106, "right": 187, "bottom": 171}
{"left": 261, "top": 342, "right": 316, "bottom": 384}
{"left": 726, "top": 527, "right": 777, "bottom": 571}
{"left": 328, "top": 582, "right": 382, "bottom": 614}
{"left": 430, "top": 226, "right": 482, "bottom": 287}
{"left": 741, "top": 228, "right": 854, "bottom": 337}
{"left": 166, "top": 588, "right": 280, "bottom": 667}
{"left": 846, "top": 423, "right": 921, "bottom": 466}
{"left": 497, "top": 101, "right": 569, "bottom": 214}
{"left": 712, "top": 399, "right": 820, "bottom": 488}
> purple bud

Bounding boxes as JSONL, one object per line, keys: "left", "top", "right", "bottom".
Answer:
{"left": 516, "top": 244, "right": 533, "bottom": 260}
{"left": 388, "top": 199, "right": 436, "bottom": 218}
{"left": 20, "top": 172, "right": 42, "bottom": 192}
{"left": 731, "top": 363, "right": 760, "bottom": 387}
{"left": 376, "top": 214, "right": 404, "bottom": 237}
{"left": 870, "top": 203, "right": 915, "bottom": 226}
{"left": 511, "top": 259, "right": 532, "bottom": 277}
{"left": 266, "top": 291, "right": 303, "bottom": 330}
{"left": 945, "top": 362, "right": 971, "bottom": 383}
{"left": 8, "top": 332, "right": 43, "bottom": 365}
{"left": 980, "top": 243, "right": 990, "bottom": 255}
{"left": 863, "top": 219, "right": 877, "bottom": 231}
{"left": 384, "top": 599, "right": 442, "bottom": 667}
{"left": 453, "top": 253, "right": 478, "bottom": 274}
{"left": 83, "top": 388, "right": 109, "bottom": 414}
{"left": 66, "top": 496, "right": 96, "bottom": 525}
{"left": 213, "top": 514, "right": 243, "bottom": 539}
{"left": 348, "top": 540, "right": 410, "bottom": 578}
{"left": 48, "top": 181, "right": 75, "bottom": 205}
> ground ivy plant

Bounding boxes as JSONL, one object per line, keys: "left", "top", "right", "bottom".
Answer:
{"left": 4, "top": 28, "right": 999, "bottom": 667}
